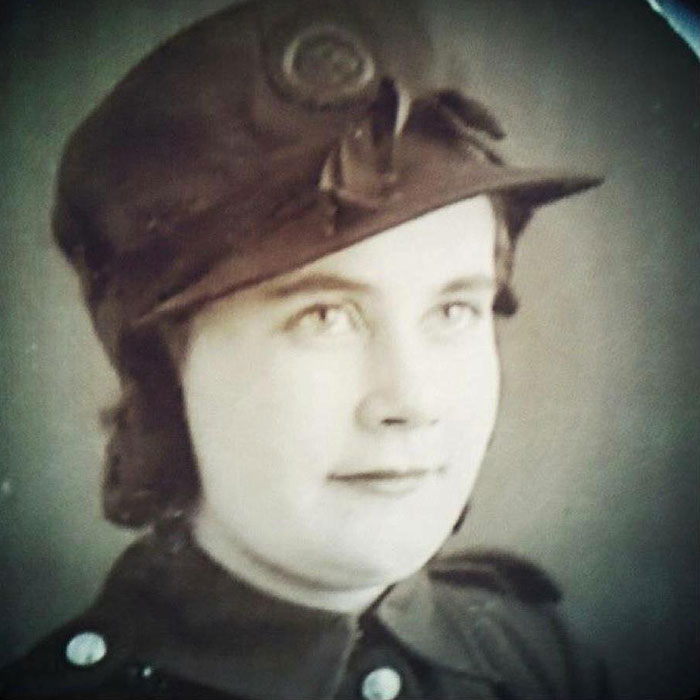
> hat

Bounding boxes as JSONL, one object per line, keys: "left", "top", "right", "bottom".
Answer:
{"left": 53, "top": 0, "right": 601, "bottom": 368}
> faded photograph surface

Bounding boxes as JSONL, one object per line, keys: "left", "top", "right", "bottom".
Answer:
{"left": 0, "top": 1, "right": 697, "bottom": 699}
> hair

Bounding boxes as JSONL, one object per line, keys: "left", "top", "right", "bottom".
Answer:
{"left": 101, "top": 330, "right": 199, "bottom": 527}
{"left": 100, "top": 195, "right": 529, "bottom": 529}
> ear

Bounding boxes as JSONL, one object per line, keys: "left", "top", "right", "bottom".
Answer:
{"left": 493, "top": 285, "right": 519, "bottom": 316}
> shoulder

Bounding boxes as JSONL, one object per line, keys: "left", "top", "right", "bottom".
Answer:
{"left": 0, "top": 603, "right": 139, "bottom": 699}
{"left": 430, "top": 551, "right": 574, "bottom": 690}
{"left": 427, "top": 548, "right": 562, "bottom": 603}
{"left": 0, "top": 625, "right": 226, "bottom": 700}
{"left": 0, "top": 537, "right": 141, "bottom": 698}
{"left": 0, "top": 532, "right": 228, "bottom": 700}
{"left": 380, "top": 549, "right": 608, "bottom": 699}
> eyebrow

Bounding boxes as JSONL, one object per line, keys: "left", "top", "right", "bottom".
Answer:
{"left": 439, "top": 276, "right": 496, "bottom": 294}
{"left": 262, "top": 273, "right": 373, "bottom": 299}
{"left": 263, "top": 272, "right": 496, "bottom": 300}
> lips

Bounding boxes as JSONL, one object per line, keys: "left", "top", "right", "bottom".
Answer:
{"left": 329, "top": 467, "right": 445, "bottom": 495}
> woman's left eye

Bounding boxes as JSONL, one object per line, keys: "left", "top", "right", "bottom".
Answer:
{"left": 428, "top": 301, "right": 481, "bottom": 331}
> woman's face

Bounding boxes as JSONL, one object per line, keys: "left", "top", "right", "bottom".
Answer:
{"left": 180, "top": 196, "right": 501, "bottom": 592}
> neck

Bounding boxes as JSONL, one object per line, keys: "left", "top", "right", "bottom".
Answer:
{"left": 192, "top": 509, "right": 388, "bottom": 614}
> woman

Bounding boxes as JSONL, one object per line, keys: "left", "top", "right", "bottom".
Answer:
{"left": 1, "top": 1, "right": 604, "bottom": 698}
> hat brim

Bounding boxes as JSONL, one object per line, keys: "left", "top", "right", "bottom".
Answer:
{"left": 135, "top": 136, "right": 601, "bottom": 328}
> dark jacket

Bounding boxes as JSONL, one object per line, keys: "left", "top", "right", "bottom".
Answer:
{"left": 0, "top": 524, "right": 606, "bottom": 699}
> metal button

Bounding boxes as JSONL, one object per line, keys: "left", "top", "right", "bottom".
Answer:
{"left": 361, "top": 666, "right": 402, "bottom": 700}
{"left": 65, "top": 631, "right": 107, "bottom": 667}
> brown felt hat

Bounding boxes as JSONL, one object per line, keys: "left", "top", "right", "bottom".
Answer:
{"left": 53, "top": 0, "right": 602, "bottom": 368}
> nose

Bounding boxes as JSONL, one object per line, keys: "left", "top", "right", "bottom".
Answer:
{"left": 355, "top": 329, "right": 439, "bottom": 431}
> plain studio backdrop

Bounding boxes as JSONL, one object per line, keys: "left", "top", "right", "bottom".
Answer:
{"left": 0, "top": 1, "right": 697, "bottom": 698}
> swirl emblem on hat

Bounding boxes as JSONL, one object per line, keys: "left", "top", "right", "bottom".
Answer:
{"left": 281, "top": 24, "right": 376, "bottom": 107}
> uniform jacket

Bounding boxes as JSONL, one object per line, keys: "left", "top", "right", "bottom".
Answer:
{"left": 0, "top": 523, "right": 607, "bottom": 699}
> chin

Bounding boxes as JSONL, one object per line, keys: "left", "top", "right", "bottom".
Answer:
{"left": 324, "top": 536, "right": 448, "bottom": 589}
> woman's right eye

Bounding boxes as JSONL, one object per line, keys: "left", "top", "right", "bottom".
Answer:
{"left": 285, "top": 303, "right": 363, "bottom": 339}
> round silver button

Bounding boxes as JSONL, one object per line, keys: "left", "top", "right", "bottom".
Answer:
{"left": 65, "top": 631, "right": 107, "bottom": 667}
{"left": 361, "top": 666, "right": 402, "bottom": 700}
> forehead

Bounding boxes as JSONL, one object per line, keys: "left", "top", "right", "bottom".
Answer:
{"left": 261, "top": 196, "right": 497, "bottom": 297}
{"left": 189, "top": 196, "right": 498, "bottom": 331}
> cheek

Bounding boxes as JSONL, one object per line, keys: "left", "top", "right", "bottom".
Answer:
{"left": 437, "top": 335, "right": 500, "bottom": 464}
{"left": 440, "top": 332, "right": 500, "bottom": 414}
{"left": 183, "top": 335, "right": 364, "bottom": 493}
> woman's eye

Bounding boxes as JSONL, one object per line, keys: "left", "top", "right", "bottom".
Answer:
{"left": 427, "top": 301, "right": 481, "bottom": 333}
{"left": 287, "top": 303, "right": 361, "bottom": 338}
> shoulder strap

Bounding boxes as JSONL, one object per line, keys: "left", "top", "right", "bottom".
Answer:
{"left": 428, "top": 549, "right": 562, "bottom": 603}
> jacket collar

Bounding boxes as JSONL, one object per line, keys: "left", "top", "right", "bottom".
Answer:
{"left": 95, "top": 524, "right": 491, "bottom": 698}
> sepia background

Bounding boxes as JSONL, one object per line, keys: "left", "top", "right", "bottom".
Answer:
{"left": 0, "top": 1, "right": 697, "bottom": 698}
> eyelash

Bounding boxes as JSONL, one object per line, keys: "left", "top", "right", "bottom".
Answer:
{"left": 430, "top": 301, "right": 482, "bottom": 330}
{"left": 284, "top": 302, "right": 364, "bottom": 336}
{"left": 439, "top": 301, "right": 481, "bottom": 319}
{"left": 284, "top": 298, "right": 484, "bottom": 340}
